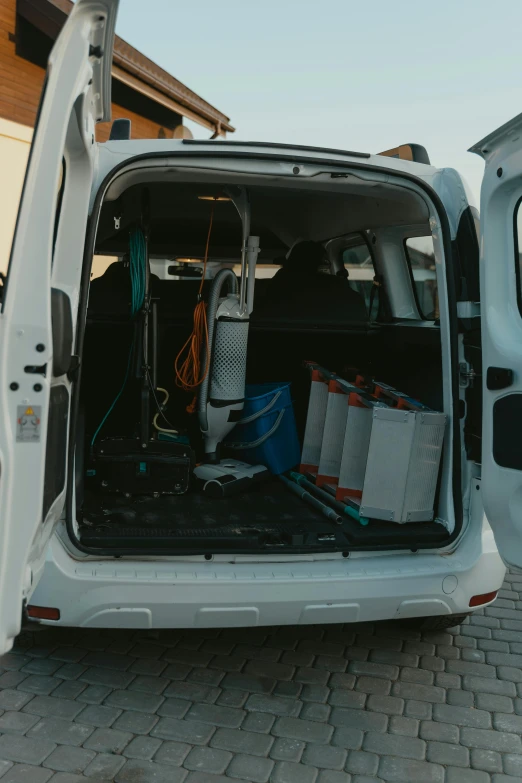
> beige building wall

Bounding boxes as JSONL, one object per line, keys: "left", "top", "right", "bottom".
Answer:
{"left": 91, "top": 256, "right": 118, "bottom": 279}
{"left": 0, "top": 117, "right": 116, "bottom": 281}
{"left": 0, "top": 117, "right": 32, "bottom": 274}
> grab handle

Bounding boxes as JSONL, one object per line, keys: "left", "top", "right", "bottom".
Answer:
{"left": 236, "top": 390, "right": 282, "bottom": 425}
{"left": 227, "top": 408, "right": 285, "bottom": 450}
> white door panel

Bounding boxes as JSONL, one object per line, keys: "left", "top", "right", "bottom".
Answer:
{"left": 0, "top": 0, "right": 119, "bottom": 654}
{"left": 470, "top": 114, "right": 522, "bottom": 569}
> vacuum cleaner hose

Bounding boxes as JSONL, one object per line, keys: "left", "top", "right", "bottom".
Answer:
{"left": 198, "top": 268, "right": 239, "bottom": 432}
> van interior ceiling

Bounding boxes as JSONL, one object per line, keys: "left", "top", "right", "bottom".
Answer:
{"left": 74, "top": 173, "right": 450, "bottom": 556}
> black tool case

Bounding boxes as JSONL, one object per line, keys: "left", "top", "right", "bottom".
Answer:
{"left": 93, "top": 437, "right": 194, "bottom": 495}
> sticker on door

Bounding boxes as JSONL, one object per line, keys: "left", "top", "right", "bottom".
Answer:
{"left": 17, "top": 406, "right": 41, "bottom": 442}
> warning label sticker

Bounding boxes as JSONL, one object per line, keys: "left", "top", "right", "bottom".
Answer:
{"left": 16, "top": 405, "right": 42, "bottom": 443}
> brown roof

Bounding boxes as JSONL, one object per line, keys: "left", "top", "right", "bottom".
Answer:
{"left": 17, "top": 0, "right": 235, "bottom": 134}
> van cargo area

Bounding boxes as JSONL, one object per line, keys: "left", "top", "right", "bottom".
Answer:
{"left": 72, "top": 175, "right": 452, "bottom": 556}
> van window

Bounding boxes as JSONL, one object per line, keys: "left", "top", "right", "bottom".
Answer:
{"left": 232, "top": 263, "right": 281, "bottom": 280}
{"left": 342, "top": 240, "right": 374, "bottom": 312}
{"left": 404, "top": 236, "right": 438, "bottom": 320}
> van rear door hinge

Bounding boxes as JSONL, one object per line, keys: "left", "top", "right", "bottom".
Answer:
{"left": 457, "top": 301, "right": 480, "bottom": 319}
{"left": 459, "top": 362, "right": 476, "bottom": 388}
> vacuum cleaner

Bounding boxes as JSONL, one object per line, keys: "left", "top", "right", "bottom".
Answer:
{"left": 194, "top": 188, "right": 268, "bottom": 496}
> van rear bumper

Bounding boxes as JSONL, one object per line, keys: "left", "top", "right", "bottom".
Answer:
{"left": 30, "top": 526, "right": 506, "bottom": 629}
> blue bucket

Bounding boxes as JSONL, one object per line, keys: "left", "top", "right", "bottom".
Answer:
{"left": 225, "top": 382, "right": 300, "bottom": 474}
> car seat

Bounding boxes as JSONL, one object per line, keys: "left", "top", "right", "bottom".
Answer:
{"left": 255, "top": 241, "right": 368, "bottom": 325}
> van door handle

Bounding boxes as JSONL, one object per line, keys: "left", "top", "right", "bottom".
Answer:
{"left": 487, "top": 367, "right": 514, "bottom": 390}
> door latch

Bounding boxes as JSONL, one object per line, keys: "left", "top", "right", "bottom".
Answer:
{"left": 67, "top": 355, "right": 81, "bottom": 383}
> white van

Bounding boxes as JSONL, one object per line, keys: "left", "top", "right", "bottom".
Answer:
{"left": 2, "top": 0, "right": 521, "bottom": 655}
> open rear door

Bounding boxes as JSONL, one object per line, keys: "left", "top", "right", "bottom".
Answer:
{"left": 0, "top": 0, "right": 119, "bottom": 654}
{"left": 470, "top": 114, "right": 522, "bottom": 569}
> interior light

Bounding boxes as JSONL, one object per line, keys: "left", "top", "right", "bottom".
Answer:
{"left": 469, "top": 590, "right": 498, "bottom": 607}
{"left": 176, "top": 257, "right": 203, "bottom": 263}
{"left": 197, "top": 195, "right": 231, "bottom": 202}
{"left": 27, "top": 605, "right": 61, "bottom": 620}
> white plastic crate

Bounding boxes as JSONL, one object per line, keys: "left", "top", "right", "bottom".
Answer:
{"left": 336, "top": 393, "right": 375, "bottom": 501}
{"left": 300, "top": 367, "right": 329, "bottom": 474}
{"left": 316, "top": 380, "right": 349, "bottom": 488}
{"left": 360, "top": 406, "right": 446, "bottom": 523}
{"left": 301, "top": 365, "right": 446, "bottom": 524}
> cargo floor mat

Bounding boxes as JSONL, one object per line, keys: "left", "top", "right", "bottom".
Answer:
{"left": 79, "top": 477, "right": 448, "bottom": 551}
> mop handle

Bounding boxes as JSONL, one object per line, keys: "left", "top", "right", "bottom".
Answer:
{"left": 290, "top": 471, "right": 370, "bottom": 526}
{"left": 279, "top": 475, "right": 341, "bottom": 524}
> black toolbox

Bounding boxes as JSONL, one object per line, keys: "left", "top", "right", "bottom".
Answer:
{"left": 93, "top": 437, "right": 194, "bottom": 495}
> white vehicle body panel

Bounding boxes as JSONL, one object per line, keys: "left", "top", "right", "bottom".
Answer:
{"left": 31, "top": 510, "right": 504, "bottom": 629}
{"left": 3, "top": 0, "right": 520, "bottom": 642}
{"left": 0, "top": 0, "right": 119, "bottom": 654}
{"left": 470, "top": 114, "right": 522, "bottom": 570}
{"left": 16, "top": 144, "right": 503, "bottom": 633}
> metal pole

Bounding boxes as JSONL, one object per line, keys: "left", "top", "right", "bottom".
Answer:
{"left": 140, "top": 189, "right": 151, "bottom": 449}
{"left": 246, "top": 236, "right": 261, "bottom": 314}
{"left": 226, "top": 187, "right": 250, "bottom": 313}
{"left": 289, "top": 471, "right": 369, "bottom": 525}
{"left": 279, "top": 475, "right": 341, "bottom": 524}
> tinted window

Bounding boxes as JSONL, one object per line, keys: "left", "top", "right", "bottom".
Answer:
{"left": 405, "top": 236, "right": 438, "bottom": 319}
{"left": 455, "top": 206, "right": 480, "bottom": 303}
{"left": 342, "top": 241, "right": 374, "bottom": 312}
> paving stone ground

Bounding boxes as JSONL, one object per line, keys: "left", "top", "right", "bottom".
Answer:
{"left": 1, "top": 571, "right": 522, "bottom": 782}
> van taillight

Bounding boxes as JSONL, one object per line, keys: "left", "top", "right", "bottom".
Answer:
{"left": 469, "top": 591, "right": 498, "bottom": 607}
{"left": 27, "top": 605, "right": 60, "bottom": 620}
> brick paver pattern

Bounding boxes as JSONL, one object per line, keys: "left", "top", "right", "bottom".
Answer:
{"left": 0, "top": 571, "right": 522, "bottom": 782}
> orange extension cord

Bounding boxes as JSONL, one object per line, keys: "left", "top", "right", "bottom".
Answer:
{"left": 174, "top": 202, "right": 215, "bottom": 400}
